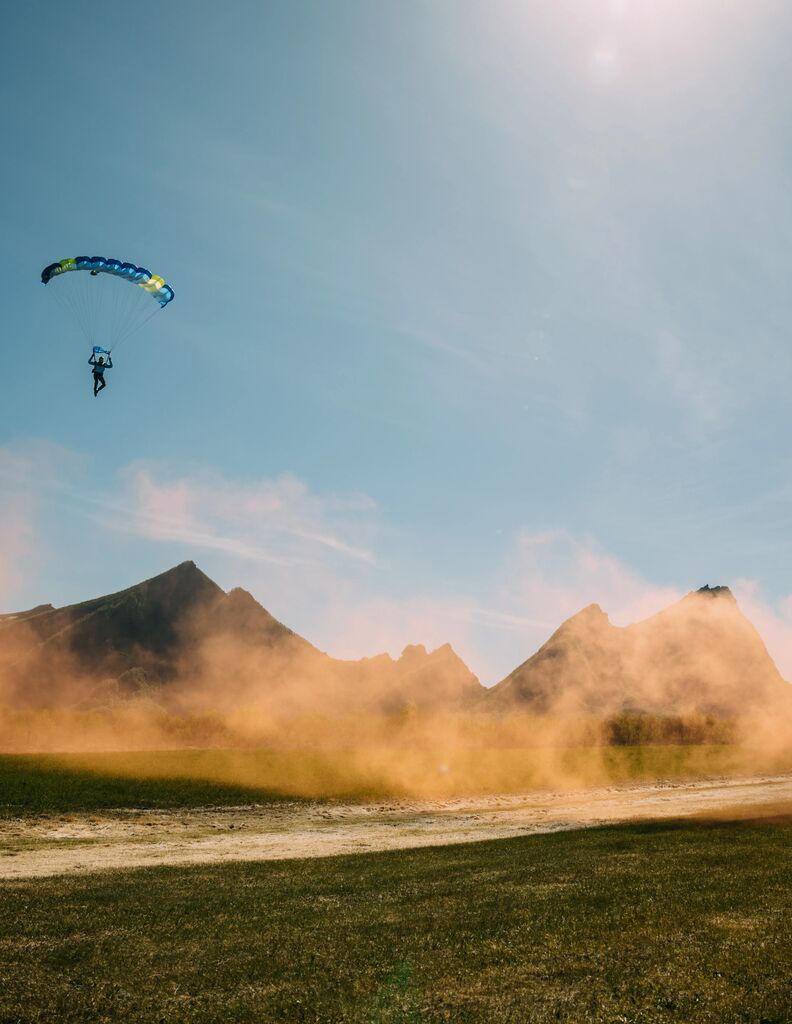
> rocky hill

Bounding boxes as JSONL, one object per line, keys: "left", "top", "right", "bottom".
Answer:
{"left": 0, "top": 562, "right": 483, "bottom": 713}
{"left": 488, "top": 585, "right": 791, "bottom": 716}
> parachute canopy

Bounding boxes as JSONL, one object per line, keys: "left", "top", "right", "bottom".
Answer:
{"left": 41, "top": 257, "right": 174, "bottom": 306}
{"left": 41, "top": 255, "right": 174, "bottom": 350}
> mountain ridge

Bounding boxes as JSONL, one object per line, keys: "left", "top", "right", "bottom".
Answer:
{"left": 1, "top": 566, "right": 789, "bottom": 718}
{"left": 489, "top": 584, "right": 790, "bottom": 716}
{"left": 0, "top": 562, "right": 484, "bottom": 713}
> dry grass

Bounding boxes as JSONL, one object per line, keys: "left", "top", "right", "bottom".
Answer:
{"left": 0, "top": 815, "right": 789, "bottom": 1022}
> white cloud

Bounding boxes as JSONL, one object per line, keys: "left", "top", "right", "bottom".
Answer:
{"left": 494, "top": 527, "right": 683, "bottom": 633}
{"left": 101, "top": 462, "right": 377, "bottom": 568}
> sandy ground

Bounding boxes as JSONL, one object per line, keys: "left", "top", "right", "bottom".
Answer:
{"left": 1, "top": 773, "right": 790, "bottom": 880}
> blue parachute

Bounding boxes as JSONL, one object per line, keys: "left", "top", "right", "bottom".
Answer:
{"left": 41, "top": 256, "right": 174, "bottom": 350}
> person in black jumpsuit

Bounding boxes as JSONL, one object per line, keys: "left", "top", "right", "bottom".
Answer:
{"left": 89, "top": 352, "right": 113, "bottom": 397}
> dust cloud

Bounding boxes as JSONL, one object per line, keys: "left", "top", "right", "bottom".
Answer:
{"left": 1, "top": 575, "right": 791, "bottom": 800}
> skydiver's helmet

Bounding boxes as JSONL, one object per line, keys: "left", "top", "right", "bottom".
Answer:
{"left": 90, "top": 270, "right": 99, "bottom": 276}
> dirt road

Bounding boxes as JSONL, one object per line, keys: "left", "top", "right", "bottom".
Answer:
{"left": 1, "top": 773, "right": 789, "bottom": 880}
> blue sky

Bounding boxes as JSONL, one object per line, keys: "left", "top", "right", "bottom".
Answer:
{"left": 2, "top": 0, "right": 792, "bottom": 682}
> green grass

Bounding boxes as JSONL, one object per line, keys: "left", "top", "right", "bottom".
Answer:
{"left": 0, "top": 816, "right": 789, "bottom": 1022}
{"left": 2, "top": 743, "right": 788, "bottom": 815}
{"left": 0, "top": 752, "right": 289, "bottom": 816}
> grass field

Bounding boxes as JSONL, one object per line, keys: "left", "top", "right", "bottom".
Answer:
{"left": 0, "top": 815, "right": 789, "bottom": 1022}
{"left": 2, "top": 743, "right": 790, "bottom": 815}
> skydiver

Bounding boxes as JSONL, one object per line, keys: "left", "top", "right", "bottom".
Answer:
{"left": 88, "top": 351, "right": 113, "bottom": 397}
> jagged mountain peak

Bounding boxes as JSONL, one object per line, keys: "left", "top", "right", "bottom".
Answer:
{"left": 398, "top": 641, "right": 473, "bottom": 670}
{"left": 135, "top": 560, "right": 223, "bottom": 597}
{"left": 679, "top": 584, "right": 737, "bottom": 605}
{"left": 692, "top": 585, "right": 733, "bottom": 598}
{"left": 59, "top": 560, "right": 224, "bottom": 621}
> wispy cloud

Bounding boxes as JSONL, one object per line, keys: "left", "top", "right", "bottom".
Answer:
{"left": 300, "top": 529, "right": 687, "bottom": 683}
{"left": 101, "top": 463, "right": 377, "bottom": 567}
{"left": 399, "top": 325, "right": 486, "bottom": 370}
{"left": 494, "top": 528, "right": 684, "bottom": 634}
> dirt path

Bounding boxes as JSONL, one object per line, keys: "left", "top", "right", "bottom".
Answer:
{"left": 1, "top": 773, "right": 790, "bottom": 880}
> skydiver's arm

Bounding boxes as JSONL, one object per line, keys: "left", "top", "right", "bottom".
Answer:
{"left": 88, "top": 354, "right": 97, "bottom": 365}
{"left": 106, "top": 356, "right": 113, "bottom": 368}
